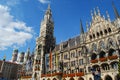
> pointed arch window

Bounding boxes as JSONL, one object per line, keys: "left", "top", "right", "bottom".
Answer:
{"left": 100, "top": 31, "right": 103, "bottom": 35}
{"left": 107, "top": 38, "right": 115, "bottom": 48}
{"left": 104, "top": 29, "right": 108, "bottom": 34}
{"left": 117, "top": 36, "right": 120, "bottom": 45}
{"left": 92, "top": 43, "right": 97, "bottom": 51}
{"left": 96, "top": 32, "right": 100, "bottom": 37}
{"left": 99, "top": 41, "right": 105, "bottom": 49}
{"left": 108, "top": 28, "right": 112, "bottom": 33}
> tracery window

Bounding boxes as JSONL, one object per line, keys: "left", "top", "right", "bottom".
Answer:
{"left": 117, "top": 36, "right": 120, "bottom": 45}
{"left": 92, "top": 43, "right": 97, "bottom": 51}
{"left": 99, "top": 41, "right": 105, "bottom": 49}
{"left": 107, "top": 38, "right": 115, "bottom": 48}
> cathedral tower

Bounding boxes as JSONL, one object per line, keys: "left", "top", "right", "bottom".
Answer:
{"left": 11, "top": 49, "right": 18, "bottom": 62}
{"left": 24, "top": 48, "right": 30, "bottom": 63}
{"left": 32, "top": 4, "right": 55, "bottom": 79}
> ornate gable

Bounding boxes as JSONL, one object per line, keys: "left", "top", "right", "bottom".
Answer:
{"left": 86, "top": 15, "right": 117, "bottom": 42}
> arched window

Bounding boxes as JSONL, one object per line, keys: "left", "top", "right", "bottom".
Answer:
{"left": 108, "top": 28, "right": 112, "bottom": 33}
{"left": 99, "top": 41, "right": 105, "bottom": 49}
{"left": 96, "top": 32, "right": 100, "bottom": 37}
{"left": 107, "top": 38, "right": 116, "bottom": 49}
{"left": 100, "top": 31, "right": 103, "bottom": 35}
{"left": 93, "top": 34, "right": 95, "bottom": 38}
{"left": 104, "top": 29, "right": 107, "bottom": 34}
{"left": 117, "top": 36, "right": 120, "bottom": 45}
{"left": 89, "top": 35, "right": 92, "bottom": 39}
{"left": 92, "top": 43, "right": 97, "bottom": 51}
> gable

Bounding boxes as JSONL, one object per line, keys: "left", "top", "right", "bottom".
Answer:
{"left": 86, "top": 15, "right": 117, "bottom": 41}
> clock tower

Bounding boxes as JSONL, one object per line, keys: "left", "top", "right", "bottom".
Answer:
{"left": 32, "top": 4, "right": 56, "bottom": 79}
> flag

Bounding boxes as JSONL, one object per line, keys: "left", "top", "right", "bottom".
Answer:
{"left": 49, "top": 50, "right": 52, "bottom": 69}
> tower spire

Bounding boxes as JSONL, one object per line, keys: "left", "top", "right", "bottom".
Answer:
{"left": 86, "top": 21, "right": 89, "bottom": 31}
{"left": 48, "top": 3, "right": 50, "bottom": 10}
{"left": 94, "top": 8, "right": 97, "bottom": 16}
{"left": 106, "top": 11, "right": 111, "bottom": 22}
{"left": 97, "top": 7, "right": 101, "bottom": 16}
{"left": 91, "top": 10, "right": 93, "bottom": 20}
{"left": 80, "top": 19, "right": 84, "bottom": 34}
{"left": 112, "top": 2, "right": 120, "bottom": 19}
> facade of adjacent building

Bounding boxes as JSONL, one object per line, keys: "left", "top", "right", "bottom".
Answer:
{"left": 17, "top": 3, "right": 120, "bottom": 80}
{"left": 0, "top": 60, "right": 22, "bottom": 80}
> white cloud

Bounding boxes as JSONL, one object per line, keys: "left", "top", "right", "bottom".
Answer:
{"left": 38, "top": 0, "right": 50, "bottom": 4}
{"left": 6, "top": 0, "right": 20, "bottom": 6}
{"left": 0, "top": 5, "right": 33, "bottom": 50}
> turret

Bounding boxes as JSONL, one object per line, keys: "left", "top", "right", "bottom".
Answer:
{"left": 97, "top": 7, "right": 101, "bottom": 16}
{"left": 80, "top": 19, "right": 84, "bottom": 34}
{"left": 86, "top": 21, "right": 89, "bottom": 31}
{"left": 18, "top": 52, "right": 25, "bottom": 63}
{"left": 112, "top": 2, "right": 120, "bottom": 19}
{"left": 94, "top": 8, "right": 97, "bottom": 16}
{"left": 91, "top": 10, "right": 94, "bottom": 20}
{"left": 106, "top": 11, "right": 111, "bottom": 22}
{"left": 11, "top": 49, "right": 18, "bottom": 62}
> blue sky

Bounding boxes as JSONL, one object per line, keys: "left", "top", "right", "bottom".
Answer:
{"left": 0, "top": 0, "right": 120, "bottom": 60}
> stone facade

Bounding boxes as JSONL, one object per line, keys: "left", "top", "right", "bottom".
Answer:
{"left": 10, "top": 2, "right": 120, "bottom": 80}
{"left": 0, "top": 60, "right": 21, "bottom": 80}
{"left": 34, "top": 4, "right": 120, "bottom": 80}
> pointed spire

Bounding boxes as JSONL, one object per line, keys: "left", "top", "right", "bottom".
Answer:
{"left": 112, "top": 2, "right": 120, "bottom": 19}
{"left": 48, "top": 3, "right": 51, "bottom": 10}
{"left": 102, "top": 15, "right": 105, "bottom": 19}
{"left": 86, "top": 21, "right": 89, "bottom": 31}
{"left": 46, "top": 4, "right": 51, "bottom": 15}
{"left": 80, "top": 19, "right": 84, "bottom": 34}
{"left": 89, "top": 22, "right": 91, "bottom": 27}
{"left": 97, "top": 7, "right": 101, "bottom": 16}
{"left": 94, "top": 8, "right": 97, "bottom": 16}
{"left": 91, "top": 10, "right": 93, "bottom": 20}
{"left": 106, "top": 11, "right": 111, "bottom": 22}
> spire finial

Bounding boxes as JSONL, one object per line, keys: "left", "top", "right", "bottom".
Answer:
{"left": 106, "top": 11, "right": 111, "bottom": 22}
{"left": 89, "top": 22, "right": 91, "bottom": 27}
{"left": 80, "top": 19, "right": 84, "bottom": 34}
{"left": 97, "top": 7, "right": 100, "bottom": 16}
{"left": 48, "top": 4, "right": 51, "bottom": 10}
{"left": 94, "top": 8, "right": 97, "bottom": 16}
{"left": 103, "top": 15, "right": 105, "bottom": 19}
{"left": 91, "top": 10, "right": 93, "bottom": 20}
{"left": 112, "top": 2, "right": 120, "bottom": 19}
{"left": 86, "top": 21, "right": 89, "bottom": 31}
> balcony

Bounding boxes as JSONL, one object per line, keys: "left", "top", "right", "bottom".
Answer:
{"left": 62, "top": 72, "right": 84, "bottom": 77}
{"left": 76, "top": 72, "right": 84, "bottom": 76}
{"left": 108, "top": 55, "right": 118, "bottom": 60}
{"left": 99, "top": 57, "right": 107, "bottom": 62}
{"left": 41, "top": 73, "right": 62, "bottom": 77}
{"left": 63, "top": 74, "right": 68, "bottom": 78}
{"left": 68, "top": 73, "right": 75, "bottom": 77}
{"left": 91, "top": 59, "right": 98, "bottom": 63}
{"left": 21, "top": 76, "right": 32, "bottom": 79}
